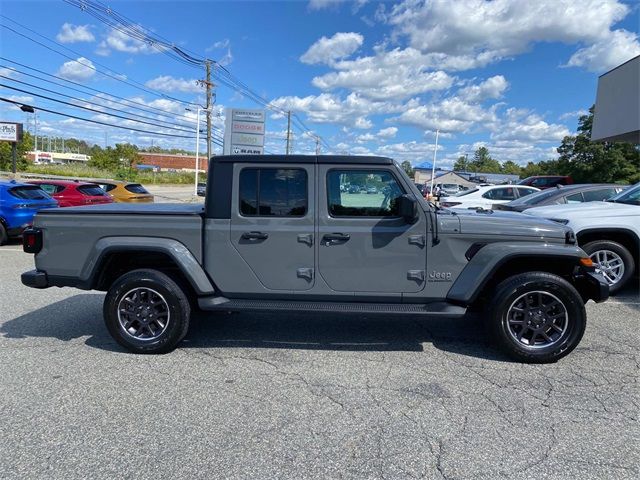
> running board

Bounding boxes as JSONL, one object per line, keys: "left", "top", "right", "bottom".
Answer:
{"left": 198, "top": 297, "right": 467, "bottom": 317}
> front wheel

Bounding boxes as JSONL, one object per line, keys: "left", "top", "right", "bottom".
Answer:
{"left": 103, "top": 269, "right": 191, "bottom": 354}
{"left": 487, "top": 272, "right": 586, "bottom": 363}
{"left": 582, "top": 240, "right": 634, "bottom": 294}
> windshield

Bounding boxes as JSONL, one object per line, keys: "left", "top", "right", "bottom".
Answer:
{"left": 9, "top": 186, "right": 52, "bottom": 200}
{"left": 607, "top": 183, "right": 640, "bottom": 206}
{"left": 453, "top": 188, "right": 478, "bottom": 197}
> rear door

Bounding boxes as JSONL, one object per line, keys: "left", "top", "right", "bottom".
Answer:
{"left": 317, "top": 165, "right": 427, "bottom": 294}
{"left": 230, "top": 163, "right": 315, "bottom": 291}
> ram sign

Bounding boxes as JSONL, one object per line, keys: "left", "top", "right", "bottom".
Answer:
{"left": 223, "top": 108, "right": 265, "bottom": 155}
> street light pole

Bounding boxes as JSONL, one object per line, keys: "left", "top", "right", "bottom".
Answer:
{"left": 429, "top": 129, "right": 440, "bottom": 197}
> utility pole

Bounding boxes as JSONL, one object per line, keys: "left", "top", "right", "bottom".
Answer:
{"left": 205, "top": 60, "right": 213, "bottom": 162}
{"left": 286, "top": 111, "right": 291, "bottom": 155}
{"left": 315, "top": 135, "right": 320, "bottom": 155}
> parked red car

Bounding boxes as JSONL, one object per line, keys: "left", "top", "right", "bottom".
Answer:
{"left": 518, "top": 175, "right": 573, "bottom": 189}
{"left": 27, "top": 180, "right": 114, "bottom": 207}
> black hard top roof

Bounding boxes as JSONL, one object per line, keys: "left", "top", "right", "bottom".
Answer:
{"left": 212, "top": 154, "right": 394, "bottom": 165}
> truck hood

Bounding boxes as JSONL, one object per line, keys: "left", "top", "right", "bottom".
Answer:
{"left": 524, "top": 201, "right": 639, "bottom": 219}
{"left": 448, "top": 208, "right": 570, "bottom": 239}
{"left": 37, "top": 202, "right": 204, "bottom": 216}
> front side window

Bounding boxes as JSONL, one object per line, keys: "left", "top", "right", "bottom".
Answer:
{"left": 239, "top": 168, "right": 307, "bottom": 216}
{"left": 582, "top": 188, "right": 616, "bottom": 202}
{"left": 327, "top": 170, "right": 405, "bottom": 217}
{"left": 566, "top": 192, "right": 584, "bottom": 203}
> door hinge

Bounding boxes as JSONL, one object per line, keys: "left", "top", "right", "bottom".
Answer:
{"left": 297, "top": 268, "right": 314, "bottom": 281}
{"left": 407, "top": 270, "right": 425, "bottom": 282}
{"left": 297, "top": 233, "right": 313, "bottom": 246}
{"left": 408, "top": 235, "right": 425, "bottom": 248}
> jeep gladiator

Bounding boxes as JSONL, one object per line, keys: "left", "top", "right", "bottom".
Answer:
{"left": 21, "top": 155, "right": 609, "bottom": 362}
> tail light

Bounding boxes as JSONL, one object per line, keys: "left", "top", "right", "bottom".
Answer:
{"left": 23, "top": 228, "right": 43, "bottom": 254}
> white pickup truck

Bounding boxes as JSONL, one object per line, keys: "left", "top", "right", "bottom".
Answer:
{"left": 525, "top": 183, "right": 639, "bottom": 293}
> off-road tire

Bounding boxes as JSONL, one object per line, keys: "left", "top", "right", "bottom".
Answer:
{"left": 582, "top": 240, "right": 634, "bottom": 294}
{"left": 104, "top": 269, "right": 191, "bottom": 354}
{"left": 487, "top": 272, "right": 586, "bottom": 363}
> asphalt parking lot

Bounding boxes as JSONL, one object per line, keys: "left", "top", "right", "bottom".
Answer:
{"left": 0, "top": 243, "right": 638, "bottom": 479}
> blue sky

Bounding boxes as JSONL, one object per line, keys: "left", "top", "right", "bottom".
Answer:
{"left": 1, "top": 0, "right": 639, "bottom": 167}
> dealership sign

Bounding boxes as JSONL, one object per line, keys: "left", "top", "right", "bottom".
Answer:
{"left": 223, "top": 108, "right": 265, "bottom": 155}
{"left": 0, "top": 122, "right": 23, "bottom": 142}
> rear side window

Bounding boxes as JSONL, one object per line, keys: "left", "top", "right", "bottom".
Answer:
{"left": 9, "top": 186, "right": 51, "bottom": 200}
{"left": 482, "top": 187, "right": 516, "bottom": 200}
{"left": 78, "top": 185, "right": 108, "bottom": 196}
{"left": 124, "top": 184, "right": 149, "bottom": 194}
{"left": 566, "top": 193, "right": 584, "bottom": 203}
{"left": 239, "top": 168, "right": 307, "bottom": 216}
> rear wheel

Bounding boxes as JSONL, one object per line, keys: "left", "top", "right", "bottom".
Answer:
{"left": 487, "top": 272, "right": 586, "bottom": 363}
{"left": 582, "top": 240, "right": 634, "bottom": 294}
{"left": 103, "top": 269, "right": 191, "bottom": 354}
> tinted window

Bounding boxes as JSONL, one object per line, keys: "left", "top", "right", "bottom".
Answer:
{"left": 516, "top": 187, "right": 538, "bottom": 198}
{"left": 99, "top": 183, "right": 116, "bottom": 192}
{"left": 37, "top": 184, "right": 58, "bottom": 195}
{"left": 125, "top": 184, "right": 149, "bottom": 194}
{"left": 239, "top": 168, "right": 307, "bottom": 216}
{"left": 78, "top": 185, "right": 108, "bottom": 196}
{"left": 565, "top": 192, "right": 584, "bottom": 203}
{"left": 509, "top": 188, "right": 561, "bottom": 206}
{"left": 582, "top": 188, "right": 616, "bottom": 202}
{"left": 9, "top": 186, "right": 51, "bottom": 200}
{"left": 327, "top": 170, "right": 405, "bottom": 217}
{"left": 482, "top": 187, "right": 516, "bottom": 200}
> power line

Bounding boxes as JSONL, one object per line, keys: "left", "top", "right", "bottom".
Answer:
{"left": 0, "top": 16, "right": 199, "bottom": 106}
{"left": 0, "top": 75, "right": 200, "bottom": 134}
{"left": 0, "top": 96, "right": 223, "bottom": 141}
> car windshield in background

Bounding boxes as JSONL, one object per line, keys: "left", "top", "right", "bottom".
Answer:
{"left": 454, "top": 188, "right": 478, "bottom": 197}
{"left": 78, "top": 185, "right": 108, "bottom": 196}
{"left": 508, "top": 188, "right": 563, "bottom": 205}
{"left": 607, "top": 183, "right": 640, "bottom": 206}
{"left": 9, "top": 186, "right": 51, "bottom": 200}
{"left": 124, "top": 184, "right": 149, "bottom": 194}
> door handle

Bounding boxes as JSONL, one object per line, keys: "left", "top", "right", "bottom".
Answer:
{"left": 323, "top": 233, "right": 350, "bottom": 245}
{"left": 241, "top": 231, "right": 269, "bottom": 240}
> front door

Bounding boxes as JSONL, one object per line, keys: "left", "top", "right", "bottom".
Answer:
{"left": 318, "top": 165, "right": 428, "bottom": 294}
{"left": 230, "top": 163, "right": 315, "bottom": 291}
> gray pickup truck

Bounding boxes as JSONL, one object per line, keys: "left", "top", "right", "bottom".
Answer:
{"left": 21, "top": 155, "right": 608, "bottom": 362}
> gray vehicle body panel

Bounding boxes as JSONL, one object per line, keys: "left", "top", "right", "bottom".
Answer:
{"left": 24, "top": 155, "right": 606, "bottom": 308}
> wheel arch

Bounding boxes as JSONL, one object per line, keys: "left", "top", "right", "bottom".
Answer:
{"left": 83, "top": 237, "right": 216, "bottom": 296}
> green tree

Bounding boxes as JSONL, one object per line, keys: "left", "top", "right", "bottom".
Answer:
{"left": 470, "top": 146, "right": 502, "bottom": 173}
{"left": 555, "top": 106, "right": 639, "bottom": 183}
{"left": 501, "top": 160, "right": 522, "bottom": 176}
{"left": 0, "top": 131, "right": 33, "bottom": 172}
{"left": 88, "top": 146, "right": 119, "bottom": 170}
{"left": 400, "top": 160, "right": 414, "bottom": 178}
{"left": 453, "top": 155, "right": 469, "bottom": 171}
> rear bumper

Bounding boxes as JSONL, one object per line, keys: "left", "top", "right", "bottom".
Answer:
{"left": 21, "top": 269, "right": 49, "bottom": 289}
{"left": 574, "top": 270, "right": 609, "bottom": 303}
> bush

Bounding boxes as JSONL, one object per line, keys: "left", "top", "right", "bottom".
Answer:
{"left": 23, "top": 164, "right": 198, "bottom": 185}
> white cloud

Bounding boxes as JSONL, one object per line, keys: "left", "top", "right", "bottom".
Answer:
{"left": 145, "top": 76, "right": 203, "bottom": 94}
{"left": 300, "top": 32, "right": 364, "bottom": 65}
{"left": 206, "top": 39, "right": 230, "bottom": 51}
{"left": 395, "top": 97, "right": 499, "bottom": 133}
{"left": 0, "top": 67, "right": 17, "bottom": 78}
{"left": 56, "top": 23, "right": 95, "bottom": 43}
{"left": 96, "top": 28, "right": 160, "bottom": 56}
{"left": 56, "top": 57, "right": 96, "bottom": 81}
{"left": 377, "top": 127, "right": 397, "bottom": 139}
{"left": 386, "top": 0, "right": 636, "bottom": 72}
{"left": 270, "top": 92, "right": 412, "bottom": 129}
{"left": 559, "top": 109, "right": 589, "bottom": 121}
{"left": 312, "top": 47, "right": 454, "bottom": 100}
{"left": 308, "top": 0, "right": 346, "bottom": 10}
{"left": 565, "top": 29, "right": 640, "bottom": 72}
{"left": 458, "top": 75, "right": 509, "bottom": 103}
{"left": 491, "top": 108, "right": 570, "bottom": 143}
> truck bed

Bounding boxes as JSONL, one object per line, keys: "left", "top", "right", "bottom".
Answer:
{"left": 38, "top": 203, "right": 204, "bottom": 216}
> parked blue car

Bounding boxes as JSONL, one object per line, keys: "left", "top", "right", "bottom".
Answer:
{"left": 0, "top": 179, "right": 58, "bottom": 245}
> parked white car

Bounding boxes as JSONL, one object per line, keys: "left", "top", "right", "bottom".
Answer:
{"left": 525, "top": 183, "right": 639, "bottom": 293}
{"left": 440, "top": 185, "right": 540, "bottom": 209}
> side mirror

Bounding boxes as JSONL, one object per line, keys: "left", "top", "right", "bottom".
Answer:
{"left": 397, "top": 194, "right": 419, "bottom": 224}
